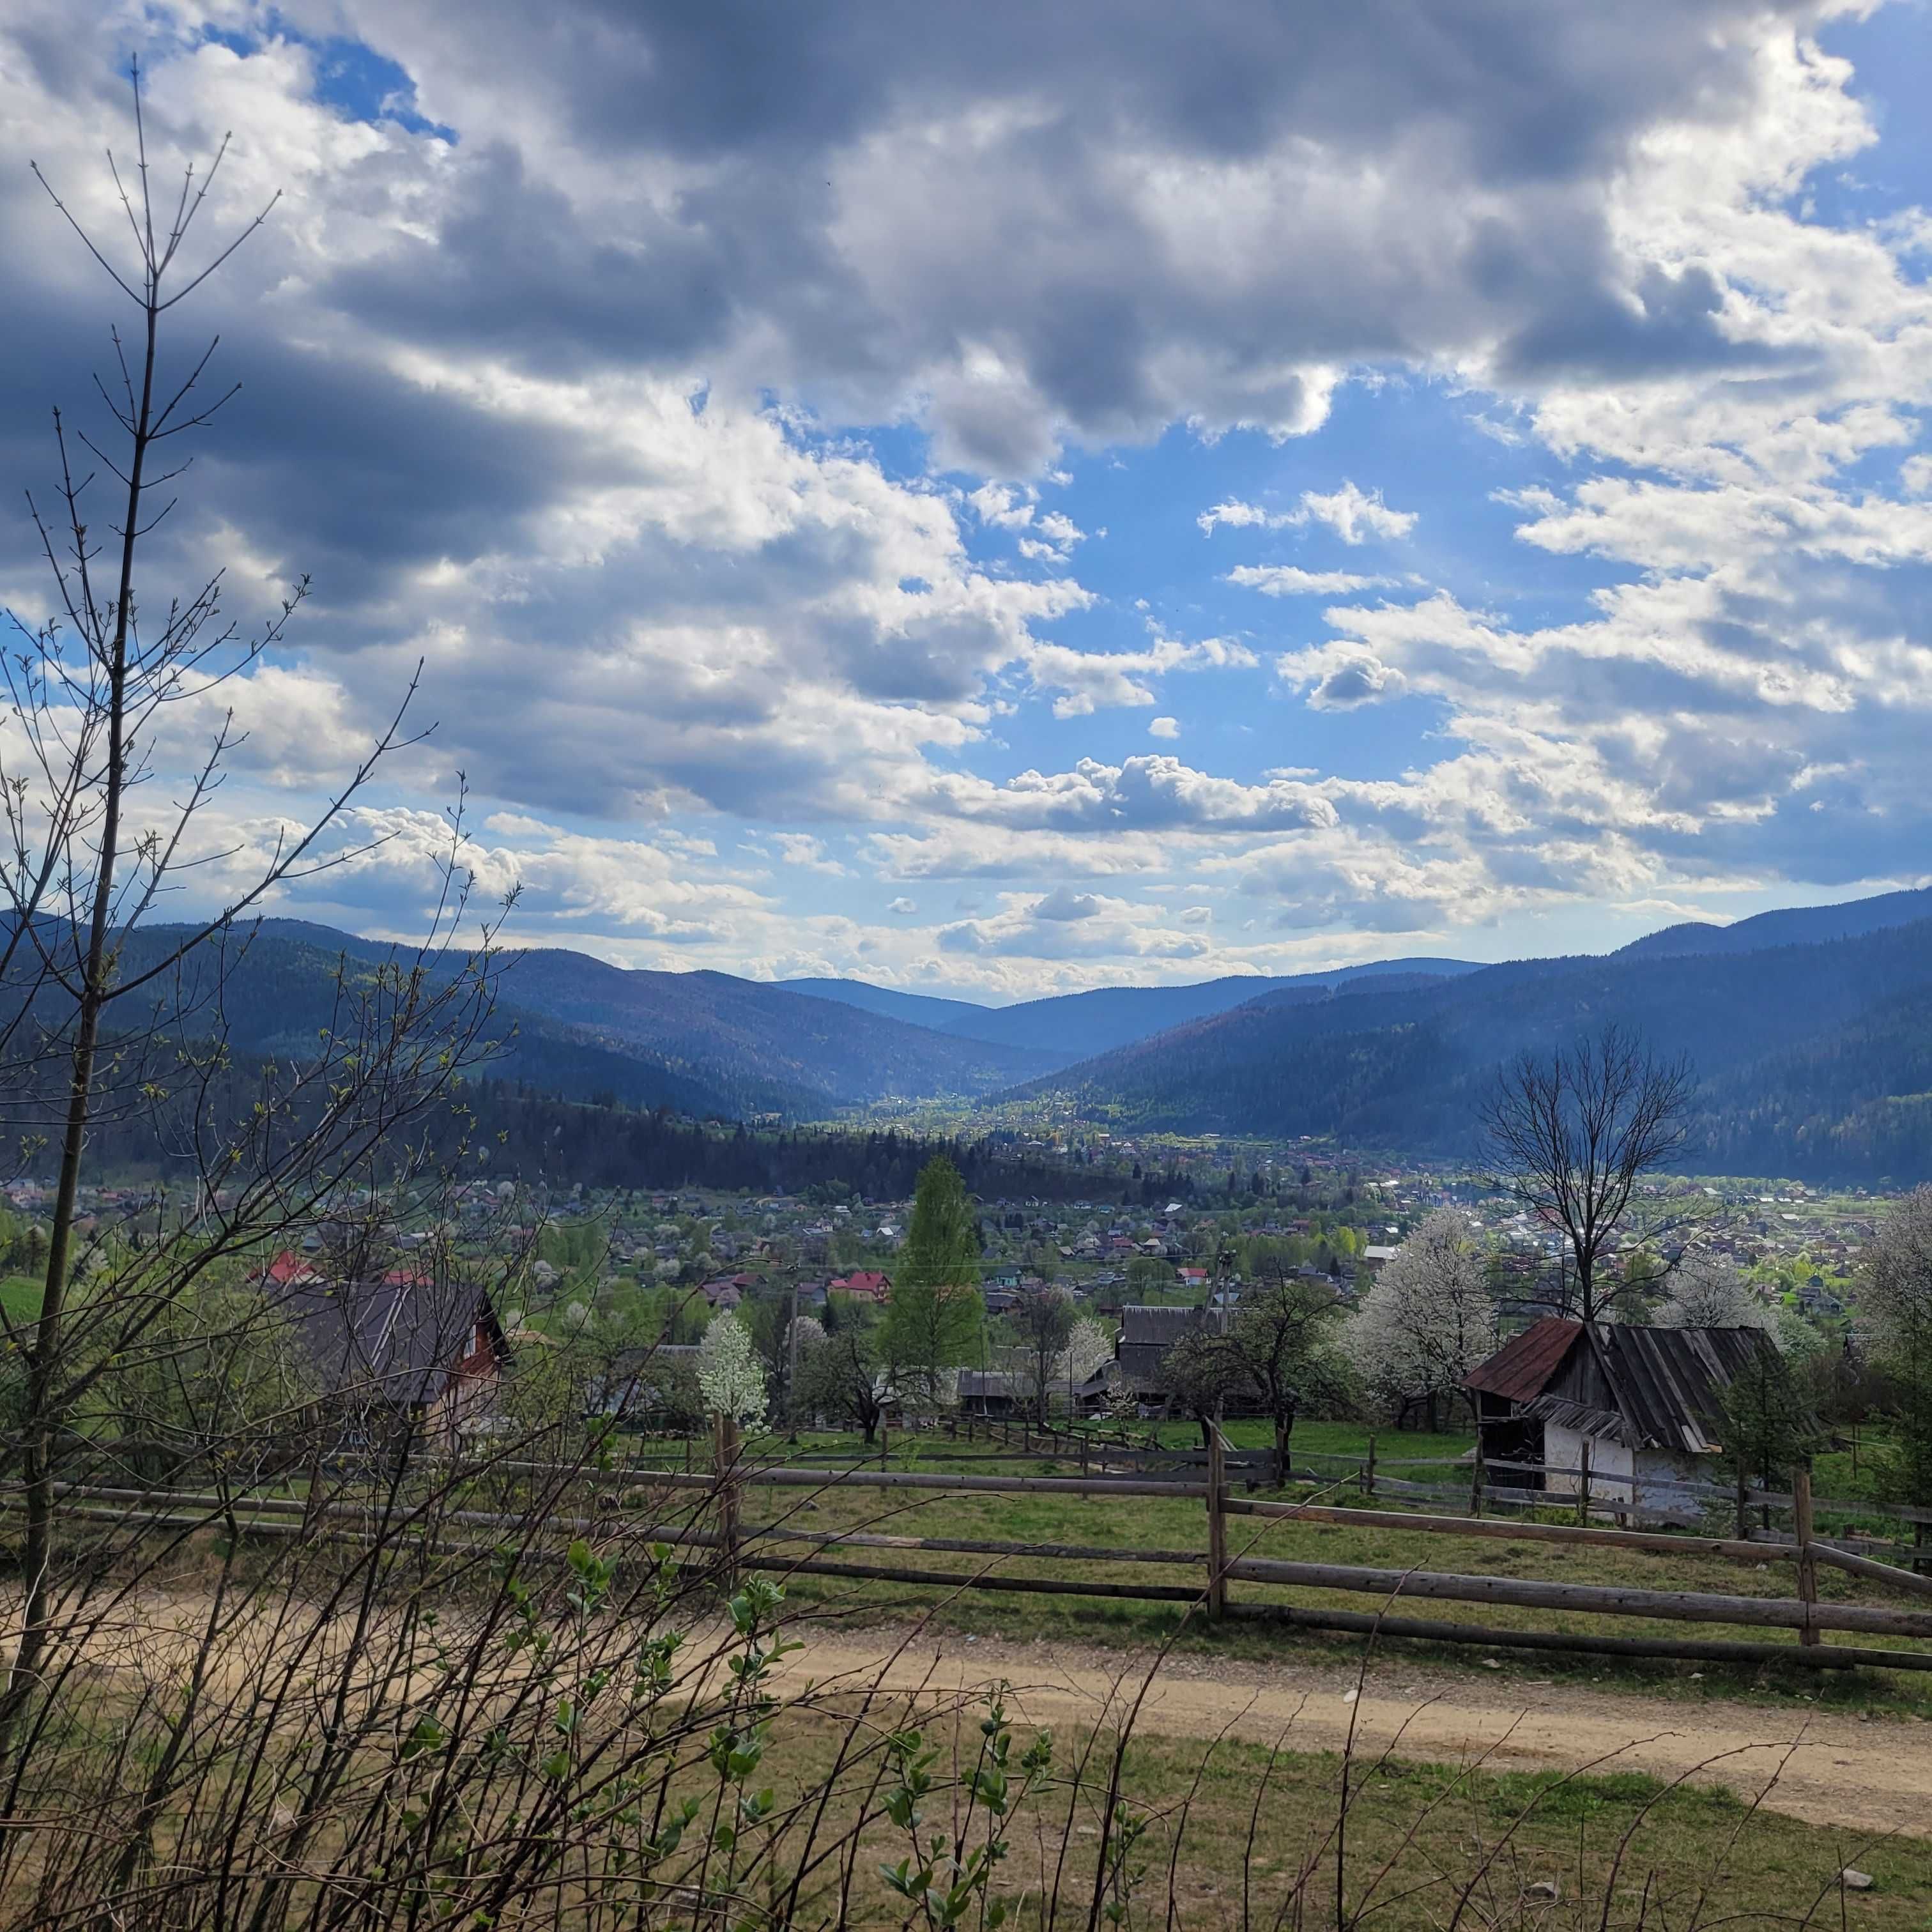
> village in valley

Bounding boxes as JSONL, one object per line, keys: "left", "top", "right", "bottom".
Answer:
{"left": 17, "top": 7, "right": 1932, "bottom": 1922}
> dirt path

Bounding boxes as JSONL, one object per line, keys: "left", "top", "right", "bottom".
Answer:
{"left": 780, "top": 1625, "right": 1932, "bottom": 1842}
{"left": 32, "top": 1589, "right": 1932, "bottom": 1843}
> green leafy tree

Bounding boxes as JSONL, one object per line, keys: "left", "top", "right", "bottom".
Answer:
{"left": 1227, "top": 1271, "right": 1345, "bottom": 1485}
{"left": 796, "top": 1324, "right": 888, "bottom": 1443}
{"left": 1013, "top": 1284, "right": 1075, "bottom": 1423}
{"left": 882, "top": 1157, "right": 983, "bottom": 1405}
{"left": 1721, "top": 1342, "right": 1818, "bottom": 1507}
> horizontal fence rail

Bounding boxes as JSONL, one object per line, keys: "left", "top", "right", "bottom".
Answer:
{"left": 12, "top": 1443, "right": 1932, "bottom": 1675}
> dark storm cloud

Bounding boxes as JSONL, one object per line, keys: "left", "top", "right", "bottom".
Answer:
{"left": 293, "top": 0, "right": 1827, "bottom": 468}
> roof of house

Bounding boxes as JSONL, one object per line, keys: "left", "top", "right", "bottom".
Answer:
{"left": 1466, "top": 1318, "right": 1788, "bottom": 1454}
{"left": 281, "top": 1278, "right": 499, "bottom": 1409}
{"left": 1118, "top": 1305, "right": 1205, "bottom": 1346}
{"left": 253, "top": 1248, "right": 322, "bottom": 1288}
{"left": 1464, "top": 1317, "right": 1580, "bottom": 1402}
{"left": 956, "top": 1370, "right": 1020, "bottom": 1399}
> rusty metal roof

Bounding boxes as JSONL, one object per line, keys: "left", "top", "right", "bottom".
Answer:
{"left": 1463, "top": 1317, "right": 1581, "bottom": 1401}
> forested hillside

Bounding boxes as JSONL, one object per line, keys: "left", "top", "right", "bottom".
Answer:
{"left": 790, "top": 956, "right": 1478, "bottom": 1059}
{"left": 1011, "top": 917, "right": 1932, "bottom": 1183}
{"left": 86, "top": 923, "right": 1055, "bottom": 1119}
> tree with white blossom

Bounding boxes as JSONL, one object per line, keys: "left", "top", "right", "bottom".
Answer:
{"left": 1862, "top": 1184, "right": 1932, "bottom": 1506}
{"left": 1349, "top": 1209, "right": 1498, "bottom": 1430}
{"left": 697, "top": 1311, "right": 769, "bottom": 1430}
{"left": 1656, "top": 1257, "right": 1773, "bottom": 1335}
{"left": 1064, "top": 1316, "right": 1114, "bottom": 1390}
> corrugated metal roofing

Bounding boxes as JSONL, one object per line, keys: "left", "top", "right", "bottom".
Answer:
{"left": 1463, "top": 1317, "right": 1580, "bottom": 1401}
{"left": 1522, "top": 1395, "right": 1636, "bottom": 1447}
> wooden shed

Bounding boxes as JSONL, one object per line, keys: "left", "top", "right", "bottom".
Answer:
{"left": 1464, "top": 1318, "right": 1785, "bottom": 1521}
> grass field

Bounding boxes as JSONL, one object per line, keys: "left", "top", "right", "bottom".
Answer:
{"left": 742, "top": 1706, "right": 1932, "bottom": 1928}
{"left": 544, "top": 1423, "right": 1932, "bottom": 1713}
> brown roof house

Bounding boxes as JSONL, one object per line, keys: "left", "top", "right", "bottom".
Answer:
{"left": 1113, "top": 1305, "right": 1229, "bottom": 1404}
{"left": 282, "top": 1276, "right": 507, "bottom": 1450}
{"left": 1464, "top": 1318, "right": 1788, "bottom": 1522}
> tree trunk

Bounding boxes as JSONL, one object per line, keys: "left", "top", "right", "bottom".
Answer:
{"left": 0, "top": 289, "right": 153, "bottom": 1767}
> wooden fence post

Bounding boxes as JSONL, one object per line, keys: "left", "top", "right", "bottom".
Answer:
{"left": 1362, "top": 1433, "right": 1376, "bottom": 1500}
{"left": 1469, "top": 1437, "right": 1485, "bottom": 1518}
{"left": 1735, "top": 1459, "right": 1749, "bottom": 1544}
{"left": 1794, "top": 1466, "right": 1820, "bottom": 1647}
{"left": 1206, "top": 1428, "right": 1228, "bottom": 1621}
{"left": 1577, "top": 1439, "right": 1591, "bottom": 1527}
{"left": 714, "top": 1411, "right": 740, "bottom": 1595}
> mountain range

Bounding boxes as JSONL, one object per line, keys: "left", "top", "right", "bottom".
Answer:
{"left": 782, "top": 956, "right": 1478, "bottom": 1059}
{"left": 1012, "top": 886, "right": 1932, "bottom": 1181}
{"left": 79, "top": 882, "right": 1932, "bottom": 1182}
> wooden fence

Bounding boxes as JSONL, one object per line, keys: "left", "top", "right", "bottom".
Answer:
{"left": 17, "top": 1437, "right": 1932, "bottom": 1677}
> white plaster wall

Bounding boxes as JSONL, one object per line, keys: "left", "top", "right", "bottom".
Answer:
{"left": 1542, "top": 1423, "right": 1635, "bottom": 1501}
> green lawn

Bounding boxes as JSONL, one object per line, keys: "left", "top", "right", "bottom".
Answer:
{"left": 0, "top": 1275, "right": 40, "bottom": 1323}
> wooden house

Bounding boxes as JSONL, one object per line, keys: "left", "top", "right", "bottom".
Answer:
{"left": 1114, "top": 1305, "right": 1214, "bottom": 1403}
{"left": 282, "top": 1276, "right": 506, "bottom": 1449}
{"left": 1464, "top": 1318, "right": 1787, "bottom": 1521}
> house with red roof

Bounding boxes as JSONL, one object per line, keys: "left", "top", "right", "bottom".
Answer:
{"left": 829, "top": 1269, "right": 892, "bottom": 1304}
{"left": 249, "top": 1248, "right": 323, "bottom": 1291}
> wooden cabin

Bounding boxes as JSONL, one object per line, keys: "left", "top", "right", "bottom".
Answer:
{"left": 1464, "top": 1318, "right": 1785, "bottom": 1521}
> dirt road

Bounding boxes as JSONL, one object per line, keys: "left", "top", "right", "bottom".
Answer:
{"left": 781, "top": 1625, "right": 1932, "bottom": 1841}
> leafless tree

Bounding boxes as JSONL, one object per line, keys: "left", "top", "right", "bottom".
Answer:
{"left": 0, "top": 63, "right": 507, "bottom": 1766}
{"left": 1012, "top": 1280, "right": 1074, "bottom": 1423}
{"left": 1478, "top": 1022, "right": 1694, "bottom": 1323}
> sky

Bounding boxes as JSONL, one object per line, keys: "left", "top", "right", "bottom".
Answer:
{"left": 4, "top": 2, "right": 1932, "bottom": 1003}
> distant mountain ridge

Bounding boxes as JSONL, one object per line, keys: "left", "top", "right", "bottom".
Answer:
{"left": 1616, "top": 886, "right": 1932, "bottom": 960}
{"left": 117, "top": 884, "right": 1932, "bottom": 1179}
{"left": 1006, "top": 910, "right": 1932, "bottom": 1183}
{"left": 786, "top": 956, "right": 1480, "bottom": 1060}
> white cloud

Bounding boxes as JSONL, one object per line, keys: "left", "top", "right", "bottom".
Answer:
{"left": 1148, "top": 714, "right": 1180, "bottom": 738}
{"left": 1291, "top": 481, "right": 1418, "bottom": 544}
{"left": 1227, "top": 565, "right": 1392, "bottom": 596}
{"left": 773, "top": 834, "right": 850, "bottom": 876}
{"left": 1025, "top": 631, "right": 1254, "bottom": 716}
{"left": 1201, "top": 485, "right": 1414, "bottom": 544}
{"left": 1197, "top": 499, "right": 1294, "bottom": 535}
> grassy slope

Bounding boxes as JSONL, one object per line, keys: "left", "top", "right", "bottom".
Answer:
{"left": 613, "top": 1425, "right": 1932, "bottom": 1713}
{"left": 742, "top": 1711, "right": 1932, "bottom": 1928}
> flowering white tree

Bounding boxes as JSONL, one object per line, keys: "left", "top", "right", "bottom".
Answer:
{"left": 1656, "top": 1257, "right": 1772, "bottom": 1333}
{"left": 1349, "top": 1209, "right": 1498, "bottom": 1429}
{"left": 1064, "top": 1317, "right": 1114, "bottom": 1389}
{"left": 697, "top": 1311, "right": 769, "bottom": 1429}
{"left": 1862, "top": 1184, "right": 1932, "bottom": 1505}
